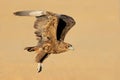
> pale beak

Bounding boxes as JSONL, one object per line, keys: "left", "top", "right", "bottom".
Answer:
{"left": 68, "top": 46, "right": 74, "bottom": 50}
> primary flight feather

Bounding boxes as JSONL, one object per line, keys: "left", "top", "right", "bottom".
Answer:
{"left": 14, "top": 10, "right": 76, "bottom": 73}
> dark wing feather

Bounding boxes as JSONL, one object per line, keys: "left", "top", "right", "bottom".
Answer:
{"left": 57, "top": 15, "right": 76, "bottom": 41}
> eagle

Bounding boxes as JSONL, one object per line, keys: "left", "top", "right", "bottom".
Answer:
{"left": 14, "top": 10, "right": 76, "bottom": 73}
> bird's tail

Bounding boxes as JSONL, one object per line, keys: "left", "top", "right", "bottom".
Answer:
{"left": 14, "top": 10, "right": 47, "bottom": 17}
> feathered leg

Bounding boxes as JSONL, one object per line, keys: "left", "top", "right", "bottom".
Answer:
{"left": 35, "top": 52, "right": 49, "bottom": 73}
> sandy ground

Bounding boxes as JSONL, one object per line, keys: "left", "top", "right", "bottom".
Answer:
{"left": 0, "top": 0, "right": 120, "bottom": 80}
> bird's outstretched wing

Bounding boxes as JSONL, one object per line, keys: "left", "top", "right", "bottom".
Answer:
{"left": 14, "top": 10, "right": 59, "bottom": 46}
{"left": 14, "top": 10, "right": 76, "bottom": 42}
{"left": 57, "top": 15, "right": 76, "bottom": 41}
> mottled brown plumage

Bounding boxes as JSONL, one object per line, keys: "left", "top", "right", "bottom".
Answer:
{"left": 14, "top": 10, "right": 76, "bottom": 72}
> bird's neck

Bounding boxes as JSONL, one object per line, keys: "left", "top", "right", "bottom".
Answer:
{"left": 52, "top": 41, "right": 68, "bottom": 54}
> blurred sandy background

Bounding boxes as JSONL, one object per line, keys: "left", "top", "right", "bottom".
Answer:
{"left": 0, "top": 0, "right": 120, "bottom": 80}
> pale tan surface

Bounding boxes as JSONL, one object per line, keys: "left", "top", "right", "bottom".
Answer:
{"left": 0, "top": 0, "right": 120, "bottom": 80}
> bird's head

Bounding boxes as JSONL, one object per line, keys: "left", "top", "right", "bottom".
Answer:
{"left": 66, "top": 44, "right": 74, "bottom": 50}
{"left": 63, "top": 42, "right": 74, "bottom": 52}
{"left": 56, "top": 41, "right": 74, "bottom": 53}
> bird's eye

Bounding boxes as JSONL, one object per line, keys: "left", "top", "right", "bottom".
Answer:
{"left": 68, "top": 44, "right": 72, "bottom": 47}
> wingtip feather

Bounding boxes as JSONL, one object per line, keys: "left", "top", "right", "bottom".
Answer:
{"left": 13, "top": 12, "right": 23, "bottom": 16}
{"left": 13, "top": 10, "right": 46, "bottom": 16}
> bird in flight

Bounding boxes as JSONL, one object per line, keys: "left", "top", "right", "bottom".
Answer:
{"left": 14, "top": 10, "right": 76, "bottom": 73}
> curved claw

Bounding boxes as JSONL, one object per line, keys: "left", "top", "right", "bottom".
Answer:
{"left": 24, "top": 47, "right": 36, "bottom": 52}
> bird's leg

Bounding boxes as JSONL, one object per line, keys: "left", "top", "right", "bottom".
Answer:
{"left": 37, "top": 62, "right": 42, "bottom": 73}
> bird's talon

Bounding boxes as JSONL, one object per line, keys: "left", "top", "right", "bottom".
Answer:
{"left": 24, "top": 47, "right": 35, "bottom": 52}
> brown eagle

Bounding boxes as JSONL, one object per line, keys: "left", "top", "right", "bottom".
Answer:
{"left": 14, "top": 10, "right": 76, "bottom": 73}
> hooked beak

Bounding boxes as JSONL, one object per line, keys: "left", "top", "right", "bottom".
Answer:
{"left": 68, "top": 46, "right": 74, "bottom": 50}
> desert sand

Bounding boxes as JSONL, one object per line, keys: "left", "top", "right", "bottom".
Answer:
{"left": 0, "top": 0, "right": 120, "bottom": 80}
